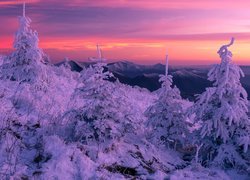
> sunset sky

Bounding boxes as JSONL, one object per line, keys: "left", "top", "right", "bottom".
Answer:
{"left": 1, "top": 0, "right": 250, "bottom": 65}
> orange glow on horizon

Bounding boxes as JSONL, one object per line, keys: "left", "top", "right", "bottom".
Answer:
{"left": 2, "top": 35, "right": 250, "bottom": 65}
{"left": 1, "top": 0, "right": 250, "bottom": 65}
{"left": 0, "top": 0, "right": 39, "bottom": 6}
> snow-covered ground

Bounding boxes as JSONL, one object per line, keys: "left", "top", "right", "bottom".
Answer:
{"left": 0, "top": 6, "right": 249, "bottom": 180}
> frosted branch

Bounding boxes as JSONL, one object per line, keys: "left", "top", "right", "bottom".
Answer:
{"left": 217, "top": 37, "right": 235, "bottom": 60}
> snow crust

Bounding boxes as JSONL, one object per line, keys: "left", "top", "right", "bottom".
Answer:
{"left": 0, "top": 11, "right": 249, "bottom": 180}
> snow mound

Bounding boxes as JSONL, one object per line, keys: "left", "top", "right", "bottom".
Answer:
{"left": 170, "top": 164, "right": 230, "bottom": 180}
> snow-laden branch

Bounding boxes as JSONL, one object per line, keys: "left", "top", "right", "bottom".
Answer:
{"left": 217, "top": 37, "right": 235, "bottom": 60}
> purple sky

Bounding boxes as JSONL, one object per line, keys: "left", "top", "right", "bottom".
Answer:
{"left": 1, "top": 0, "right": 250, "bottom": 64}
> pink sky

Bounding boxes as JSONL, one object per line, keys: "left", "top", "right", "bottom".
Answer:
{"left": 1, "top": 0, "right": 250, "bottom": 65}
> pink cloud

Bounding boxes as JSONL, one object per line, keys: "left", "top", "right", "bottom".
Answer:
{"left": 1, "top": 0, "right": 250, "bottom": 64}
{"left": 2, "top": 0, "right": 250, "bottom": 10}
{"left": 52, "top": 0, "right": 250, "bottom": 10}
{"left": 0, "top": 0, "right": 39, "bottom": 6}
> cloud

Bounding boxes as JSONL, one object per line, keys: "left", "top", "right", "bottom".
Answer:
{"left": 3, "top": 0, "right": 250, "bottom": 10}
{"left": 1, "top": 0, "right": 250, "bottom": 64}
{"left": 37, "top": 0, "right": 250, "bottom": 9}
{"left": 27, "top": 0, "right": 250, "bottom": 10}
{"left": 0, "top": 0, "right": 39, "bottom": 6}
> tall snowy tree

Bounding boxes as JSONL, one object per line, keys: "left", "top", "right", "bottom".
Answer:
{"left": 145, "top": 53, "right": 188, "bottom": 148}
{"left": 62, "top": 63, "right": 139, "bottom": 158}
{"left": 0, "top": 2, "right": 49, "bottom": 85}
{"left": 0, "top": 4, "right": 53, "bottom": 178}
{"left": 189, "top": 38, "right": 250, "bottom": 168}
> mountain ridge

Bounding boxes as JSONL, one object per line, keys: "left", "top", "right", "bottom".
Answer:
{"left": 55, "top": 60, "right": 250, "bottom": 100}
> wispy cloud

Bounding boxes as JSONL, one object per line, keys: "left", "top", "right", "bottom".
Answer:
{"left": 0, "top": 0, "right": 250, "bottom": 64}
{"left": 0, "top": 0, "right": 39, "bottom": 6}
{"left": 16, "top": 0, "right": 250, "bottom": 10}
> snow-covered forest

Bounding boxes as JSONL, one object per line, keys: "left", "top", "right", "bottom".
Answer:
{"left": 0, "top": 4, "right": 249, "bottom": 180}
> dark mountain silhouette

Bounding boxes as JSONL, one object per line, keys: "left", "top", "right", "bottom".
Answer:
{"left": 56, "top": 60, "right": 250, "bottom": 100}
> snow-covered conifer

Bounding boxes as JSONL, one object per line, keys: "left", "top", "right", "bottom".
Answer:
{"left": 0, "top": 4, "right": 55, "bottom": 178}
{"left": 63, "top": 63, "right": 138, "bottom": 155}
{"left": 189, "top": 38, "right": 250, "bottom": 168}
{"left": 145, "top": 53, "right": 188, "bottom": 148}
{"left": 0, "top": 3, "right": 48, "bottom": 85}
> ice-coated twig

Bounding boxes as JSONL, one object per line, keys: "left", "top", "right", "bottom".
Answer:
{"left": 165, "top": 50, "right": 169, "bottom": 76}
{"left": 217, "top": 37, "right": 234, "bottom": 59}
{"left": 23, "top": 2, "right": 26, "bottom": 17}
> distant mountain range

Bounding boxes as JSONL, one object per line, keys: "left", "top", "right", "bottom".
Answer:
{"left": 55, "top": 60, "right": 250, "bottom": 100}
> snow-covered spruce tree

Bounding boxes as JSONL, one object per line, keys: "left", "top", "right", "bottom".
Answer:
{"left": 0, "top": 1, "right": 62, "bottom": 128}
{"left": 62, "top": 63, "right": 137, "bottom": 157}
{"left": 0, "top": 2, "right": 78, "bottom": 127}
{"left": 145, "top": 54, "right": 188, "bottom": 148}
{"left": 0, "top": 3, "right": 49, "bottom": 87}
{"left": 189, "top": 38, "right": 250, "bottom": 169}
{"left": 0, "top": 4, "right": 53, "bottom": 178}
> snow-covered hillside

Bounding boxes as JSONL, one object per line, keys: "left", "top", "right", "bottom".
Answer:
{"left": 0, "top": 5, "right": 249, "bottom": 180}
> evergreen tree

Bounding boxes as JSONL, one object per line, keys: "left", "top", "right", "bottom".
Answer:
{"left": 189, "top": 38, "right": 250, "bottom": 168}
{"left": 0, "top": 3, "right": 49, "bottom": 85}
{"left": 145, "top": 54, "right": 188, "bottom": 148}
{"left": 0, "top": 4, "right": 52, "bottom": 178}
{"left": 64, "top": 63, "right": 137, "bottom": 155}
